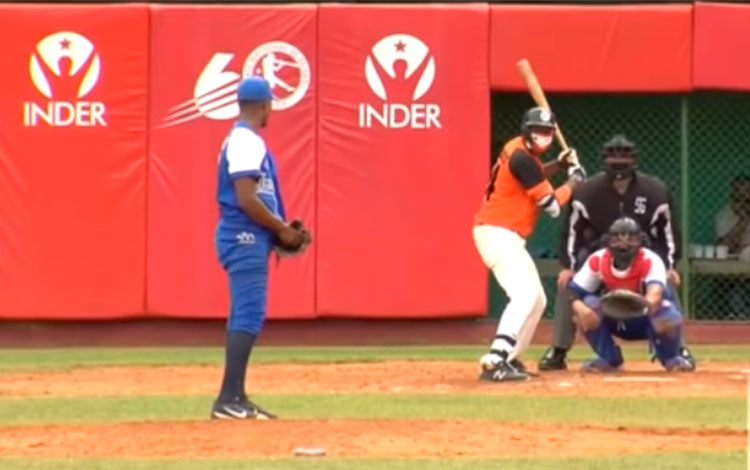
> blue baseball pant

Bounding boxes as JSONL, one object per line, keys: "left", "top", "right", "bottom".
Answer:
{"left": 215, "top": 227, "right": 272, "bottom": 335}
{"left": 580, "top": 294, "right": 684, "bottom": 368}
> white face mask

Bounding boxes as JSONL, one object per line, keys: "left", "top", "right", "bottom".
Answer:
{"left": 531, "top": 132, "right": 553, "bottom": 149}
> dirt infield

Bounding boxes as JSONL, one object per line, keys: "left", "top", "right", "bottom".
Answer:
{"left": 0, "top": 361, "right": 748, "bottom": 399}
{"left": 0, "top": 421, "right": 744, "bottom": 459}
{"left": 0, "top": 360, "right": 747, "bottom": 459}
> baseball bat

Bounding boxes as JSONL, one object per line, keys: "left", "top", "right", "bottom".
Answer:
{"left": 516, "top": 59, "right": 569, "bottom": 151}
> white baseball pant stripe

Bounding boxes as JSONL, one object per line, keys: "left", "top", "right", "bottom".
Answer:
{"left": 473, "top": 225, "right": 547, "bottom": 362}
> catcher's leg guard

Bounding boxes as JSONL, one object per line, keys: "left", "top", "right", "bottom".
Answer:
{"left": 581, "top": 301, "right": 624, "bottom": 368}
{"left": 647, "top": 302, "right": 684, "bottom": 368}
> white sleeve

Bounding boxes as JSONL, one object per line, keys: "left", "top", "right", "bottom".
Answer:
{"left": 644, "top": 250, "right": 667, "bottom": 287}
{"left": 570, "top": 253, "right": 602, "bottom": 295}
{"left": 226, "top": 128, "right": 266, "bottom": 177}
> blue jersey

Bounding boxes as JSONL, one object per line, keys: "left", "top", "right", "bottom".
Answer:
{"left": 216, "top": 122, "right": 285, "bottom": 237}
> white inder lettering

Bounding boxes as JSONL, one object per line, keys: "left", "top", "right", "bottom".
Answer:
{"left": 358, "top": 103, "right": 441, "bottom": 129}
{"left": 23, "top": 101, "right": 106, "bottom": 127}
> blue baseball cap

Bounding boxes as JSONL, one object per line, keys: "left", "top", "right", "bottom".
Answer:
{"left": 237, "top": 76, "right": 273, "bottom": 102}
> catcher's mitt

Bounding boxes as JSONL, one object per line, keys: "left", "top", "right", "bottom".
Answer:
{"left": 600, "top": 289, "right": 648, "bottom": 320}
{"left": 274, "top": 220, "right": 311, "bottom": 257}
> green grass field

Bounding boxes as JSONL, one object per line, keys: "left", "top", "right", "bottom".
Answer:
{"left": 0, "top": 345, "right": 747, "bottom": 470}
{"left": 2, "top": 344, "right": 750, "bottom": 371}
{"left": 0, "top": 453, "right": 745, "bottom": 470}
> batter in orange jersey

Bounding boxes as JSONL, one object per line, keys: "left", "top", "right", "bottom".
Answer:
{"left": 473, "top": 107, "right": 587, "bottom": 382}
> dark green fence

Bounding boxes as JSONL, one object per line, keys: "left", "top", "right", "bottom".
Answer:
{"left": 489, "top": 92, "right": 750, "bottom": 321}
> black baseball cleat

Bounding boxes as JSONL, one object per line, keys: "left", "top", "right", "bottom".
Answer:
{"left": 678, "top": 346, "right": 697, "bottom": 371}
{"left": 538, "top": 347, "right": 568, "bottom": 371}
{"left": 510, "top": 358, "right": 538, "bottom": 377}
{"left": 210, "top": 396, "right": 277, "bottom": 420}
{"left": 246, "top": 398, "right": 277, "bottom": 420}
{"left": 480, "top": 359, "right": 530, "bottom": 382}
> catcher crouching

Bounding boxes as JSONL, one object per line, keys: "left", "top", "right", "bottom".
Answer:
{"left": 567, "top": 217, "right": 696, "bottom": 372}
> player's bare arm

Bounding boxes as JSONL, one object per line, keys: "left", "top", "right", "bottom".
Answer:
{"left": 562, "top": 171, "right": 583, "bottom": 194}
{"left": 567, "top": 283, "right": 600, "bottom": 331}
{"left": 542, "top": 148, "right": 579, "bottom": 178}
{"left": 571, "top": 299, "right": 599, "bottom": 331}
{"left": 234, "top": 178, "right": 302, "bottom": 246}
{"left": 644, "top": 283, "right": 664, "bottom": 315}
{"left": 542, "top": 159, "right": 563, "bottom": 178}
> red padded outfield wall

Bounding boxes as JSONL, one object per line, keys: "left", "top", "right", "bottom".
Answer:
{"left": 147, "top": 5, "right": 317, "bottom": 318}
{"left": 693, "top": 2, "right": 750, "bottom": 90}
{"left": 0, "top": 3, "right": 748, "bottom": 320}
{"left": 490, "top": 4, "right": 692, "bottom": 91}
{"left": 0, "top": 5, "right": 148, "bottom": 319}
{"left": 316, "top": 4, "right": 489, "bottom": 317}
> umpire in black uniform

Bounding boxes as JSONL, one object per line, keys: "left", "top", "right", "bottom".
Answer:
{"left": 538, "top": 134, "right": 696, "bottom": 371}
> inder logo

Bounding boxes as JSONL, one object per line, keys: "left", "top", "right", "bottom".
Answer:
{"left": 24, "top": 31, "right": 106, "bottom": 127}
{"left": 359, "top": 34, "right": 441, "bottom": 129}
{"left": 161, "top": 41, "right": 310, "bottom": 128}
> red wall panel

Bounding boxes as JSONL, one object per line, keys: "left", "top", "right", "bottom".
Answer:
{"left": 491, "top": 5, "right": 692, "bottom": 91}
{"left": 694, "top": 3, "right": 750, "bottom": 90}
{"left": 317, "top": 4, "right": 489, "bottom": 317}
{"left": 0, "top": 5, "right": 148, "bottom": 319}
{"left": 147, "top": 5, "right": 317, "bottom": 318}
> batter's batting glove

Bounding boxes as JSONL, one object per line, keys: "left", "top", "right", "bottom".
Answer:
{"left": 567, "top": 164, "right": 587, "bottom": 183}
{"left": 557, "top": 148, "right": 580, "bottom": 167}
{"left": 274, "top": 220, "right": 312, "bottom": 257}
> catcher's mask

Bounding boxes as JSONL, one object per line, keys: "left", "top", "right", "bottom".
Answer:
{"left": 601, "top": 134, "right": 637, "bottom": 181}
{"left": 604, "top": 217, "right": 644, "bottom": 270}
{"left": 521, "top": 107, "right": 556, "bottom": 154}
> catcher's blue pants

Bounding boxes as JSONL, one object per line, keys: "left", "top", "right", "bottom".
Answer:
{"left": 581, "top": 295, "right": 683, "bottom": 368}
{"left": 215, "top": 226, "right": 272, "bottom": 335}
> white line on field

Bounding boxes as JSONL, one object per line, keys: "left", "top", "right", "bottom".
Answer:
{"left": 602, "top": 377, "right": 678, "bottom": 383}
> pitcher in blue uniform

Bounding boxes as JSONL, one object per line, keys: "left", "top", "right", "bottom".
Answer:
{"left": 211, "top": 76, "right": 306, "bottom": 420}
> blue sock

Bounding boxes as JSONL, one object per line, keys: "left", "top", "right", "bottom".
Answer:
{"left": 218, "top": 330, "right": 256, "bottom": 403}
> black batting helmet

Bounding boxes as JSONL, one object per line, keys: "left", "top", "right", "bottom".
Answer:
{"left": 601, "top": 134, "right": 637, "bottom": 181}
{"left": 521, "top": 107, "right": 556, "bottom": 139}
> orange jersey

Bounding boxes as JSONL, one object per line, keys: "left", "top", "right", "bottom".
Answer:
{"left": 475, "top": 137, "right": 571, "bottom": 239}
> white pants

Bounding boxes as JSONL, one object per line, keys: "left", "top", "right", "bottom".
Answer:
{"left": 473, "top": 225, "right": 547, "bottom": 362}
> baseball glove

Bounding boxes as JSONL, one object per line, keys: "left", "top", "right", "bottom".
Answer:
{"left": 274, "top": 219, "right": 311, "bottom": 257}
{"left": 600, "top": 289, "right": 649, "bottom": 320}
